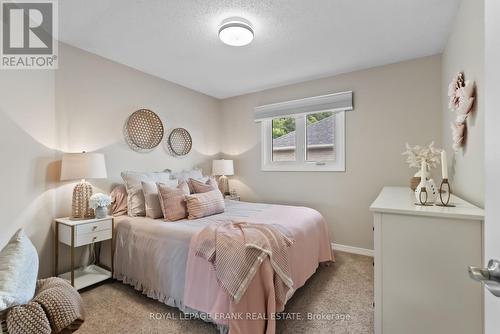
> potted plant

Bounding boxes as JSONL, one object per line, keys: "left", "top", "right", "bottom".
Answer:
{"left": 89, "top": 193, "right": 112, "bottom": 219}
{"left": 402, "top": 142, "right": 441, "bottom": 190}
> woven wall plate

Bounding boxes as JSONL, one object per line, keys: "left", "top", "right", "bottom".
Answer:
{"left": 124, "top": 109, "right": 164, "bottom": 152}
{"left": 168, "top": 128, "right": 192, "bottom": 156}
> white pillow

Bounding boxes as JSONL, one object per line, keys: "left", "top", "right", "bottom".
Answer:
{"left": 173, "top": 168, "right": 205, "bottom": 183}
{"left": 0, "top": 229, "right": 38, "bottom": 311}
{"left": 141, "top": 179, "right": 178, "bottom": 219}
{"left": 173, "top": 169, "right": 208, "bottom": 193}
{"left": 121, "top": 171, "right": 172, "bottom": 216}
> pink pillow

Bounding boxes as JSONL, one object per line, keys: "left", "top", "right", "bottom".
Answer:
{"left": 156, "top": 181, "right": 190, "bottom": 221}
{"left": 185, "top": 189, "right": 225, "bottom": 219}
{"left": 189, "top": 177, "right": 218, "bottom": 194}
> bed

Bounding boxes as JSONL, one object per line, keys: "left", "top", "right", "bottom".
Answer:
{"left": 110, "top": 199, "right": 333, "bottom": 334}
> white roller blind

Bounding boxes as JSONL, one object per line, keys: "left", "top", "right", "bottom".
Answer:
{"left": 254, "top": 91, "right": 353, "bottom": 122}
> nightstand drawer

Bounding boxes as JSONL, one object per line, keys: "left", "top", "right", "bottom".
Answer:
{"left": 76, "top": 219, "right": 112, "bottom": 234}
{"left": 75, "top": 229, "right": 112, "bottom": 247}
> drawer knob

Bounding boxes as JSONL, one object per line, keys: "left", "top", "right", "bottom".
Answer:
{"left": 92, "top": 226, "right": 98, "bottom": 231}
{"left": 92, "top": 236, "right": 97, "bottom": 241}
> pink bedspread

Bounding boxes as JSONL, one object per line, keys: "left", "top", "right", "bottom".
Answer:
{"left": 184, "top": 204, "right": 334, "bottom": 334}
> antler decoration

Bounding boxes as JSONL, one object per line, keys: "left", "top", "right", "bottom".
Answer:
{"left": 448, "top": 72, "right": 475, "bottom": 151}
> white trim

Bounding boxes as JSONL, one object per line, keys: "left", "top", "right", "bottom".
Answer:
{"left": 261, "top": 111, "right": 345, "bottom": 172}
{"left": 332, "top": 242, "right": 374, "bottom": 257}
{"left": 255, "top": 91, "right": 353, "bottom": 121}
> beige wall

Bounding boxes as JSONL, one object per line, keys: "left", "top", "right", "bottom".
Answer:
{"left": 0, "top": 43, "right": 221, "bottom": 277}
{"left": 442, "top": 0, "right": 484, "bottom": 207}
{"left": 54, "top": 44, "right": 222, "bottom": 218}
{"left": 220, "top": 56, "right": 442, "bottom": 250}
{"left": 0, "top": 44, "right": 445, "bottom": 271}
{"left": 0, "top": 71, "right": 58, "bottom": 278}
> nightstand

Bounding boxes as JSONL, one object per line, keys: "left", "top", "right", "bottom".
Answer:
{"left": 55, "top": 216, "right": 114, "bottom": 290}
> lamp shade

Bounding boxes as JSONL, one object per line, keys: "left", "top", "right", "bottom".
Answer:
{"left": 60, "top": 152, "right": 107, "bottom": 181}
{"left": 212, "top": 159, "right": 234, "bottom": 176}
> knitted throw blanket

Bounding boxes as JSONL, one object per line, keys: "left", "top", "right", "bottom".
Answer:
{"left": 0, "top": 310, "right": 7, "bottom": 334}
{"left": 5, "top": 278, "right": 85, "bottom": 334}
{"left": 195, "top": 221, "right": 294, "bottom": 305}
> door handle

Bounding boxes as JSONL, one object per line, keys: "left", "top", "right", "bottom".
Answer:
{"left": 469, "top": 259, "right": 500, "bottom": 297}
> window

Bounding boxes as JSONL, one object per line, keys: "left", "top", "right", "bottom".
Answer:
{"left": 272, "top": 117, "right": 296, "bottom": 162}
{"left": 262, "top": 112, "right": 345, "bottom": 171}
{"left": 306, "top": 112, "right": 335, "bottom": 162}
{"left": 255, "top": 91, "right": 351, "bottom": 172}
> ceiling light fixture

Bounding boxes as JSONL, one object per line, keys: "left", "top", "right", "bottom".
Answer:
{"left": 218, "top": 17, "right": 254, "bottom": 46}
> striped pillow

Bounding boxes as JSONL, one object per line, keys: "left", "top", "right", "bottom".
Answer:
{"left": 157, "top": 181, "right": 190, "bottom": 221}
{"left": 189, "top": 177, "right": 218, "bottom": 194}
{"left": 185, "top": 189, "right": 225, "bottom": 219}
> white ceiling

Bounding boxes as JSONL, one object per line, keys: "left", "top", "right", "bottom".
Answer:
{"left": 59, "top": 0, "right": 460, "bottom": 99}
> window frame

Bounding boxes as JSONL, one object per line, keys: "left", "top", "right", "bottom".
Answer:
{"left": 261, "top": 111, "right": 345, "bottom": 172}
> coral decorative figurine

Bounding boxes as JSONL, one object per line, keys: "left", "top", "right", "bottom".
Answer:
{"left": 448, "top": 72, "right": 475, "bottom": 151}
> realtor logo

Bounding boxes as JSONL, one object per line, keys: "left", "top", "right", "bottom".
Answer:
{"left": 1, "top": 0, "right": 58, "bottom": 69}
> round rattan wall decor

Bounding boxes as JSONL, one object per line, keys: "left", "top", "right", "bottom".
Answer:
{"left": 124, "top": 109, "right": 164, "bottom": 152}
{"left": 168, "top": 128, "right": 192, "bottom": 156}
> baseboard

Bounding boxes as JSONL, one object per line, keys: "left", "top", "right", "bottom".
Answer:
{"left": 332, "top": 243, "right": 374, "bottom": 257}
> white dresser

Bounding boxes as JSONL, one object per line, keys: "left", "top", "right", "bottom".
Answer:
{"left": 370, "top": 187, "right": 484, "bottom": 334}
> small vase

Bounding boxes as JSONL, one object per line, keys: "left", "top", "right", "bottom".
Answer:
{"left": 415, "top": 178, "right": 438, "bottom": 204}
{"left": 426, "top": 179, "right": 438, "bottom": 203}
{"left": 411, "top": 169, "right": 431, "bottom": 191}
{"left": 94, "top": 206, "right": 107, "bottom": 219}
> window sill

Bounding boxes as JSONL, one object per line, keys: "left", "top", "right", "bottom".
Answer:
{"left": 261, "top": 163, "right": 345, "bottom": 172}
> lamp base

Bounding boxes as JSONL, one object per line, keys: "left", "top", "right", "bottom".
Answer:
{"left": 71, "top": 180, "right": 94, "bottom": 220}
{"left": 217, "top": 175, "right": 230, "bottom": 196}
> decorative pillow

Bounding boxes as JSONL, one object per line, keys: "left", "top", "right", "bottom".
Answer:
{"left": 0, "top": 229, "right": 38, "bottom": 312}
{"left": 121, "top": 171, "right": 171, "bottom": 216}
{"left": 157, "top": 181, "right": 190, "bottom": 221}
{"left": 189, "top": 177, "right": 218, "bottom": 194}
{"left": 173, "top": 169, "right": 208, "bottom": 193}
{"left": 185, "top": 189, "right": 225, "bottom": 219}
{"left": 6, "top": 278, "right": 85, "bottom": 334}
{"left": 142, "top": 180, "right": 177, "bottom": 219}
{"left": 110, "top": 184, "right": 128, "bottom": 216}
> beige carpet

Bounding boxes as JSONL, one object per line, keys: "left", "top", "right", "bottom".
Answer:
{"left": 79, "top": 251, "right": 373, "bottom": 333}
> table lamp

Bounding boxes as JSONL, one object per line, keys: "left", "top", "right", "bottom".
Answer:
{"left": 60, "top": 152, "right": 107, "bottom": 220}
{"left": 212, "top": 159, "right": 234, "bottom": 195}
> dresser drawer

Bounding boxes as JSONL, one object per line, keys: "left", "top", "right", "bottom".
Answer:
{"left": 75, "top": 229, "right": 112, "bottom": 247}
{"left": 76, "top": 219, "right": 112, "bottom": 235}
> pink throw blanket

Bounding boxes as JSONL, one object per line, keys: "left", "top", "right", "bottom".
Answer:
{"left": 184, "top": 204, "right": 334, "bottom": 334}
{"left": 195, "top": 221, "right": 294, "bottom": 306}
